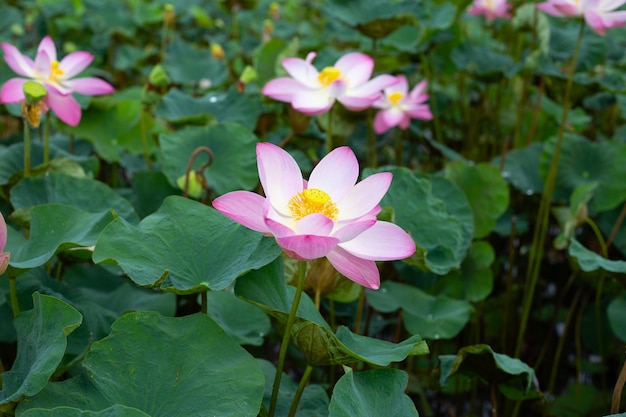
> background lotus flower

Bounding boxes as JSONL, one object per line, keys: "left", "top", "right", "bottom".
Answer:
{"left": 537, "top": 0, "right": 626, "bottom": 35}
{"left": 262, "top": 51, "right": 397, "bottom": 115}
{"left": 213, "top": 143, "right": 415, "bottom": 289}
{"left": 0, "top": 212, "right": 10, "bottom": 275}
{"left": 467, "top": 0, "right": 512, "bottom": 20}
{"left": 0, "top": 36, "right": 115, "bottom": 126}
{"left": 372, "top": 75, "right": 433, "bottom": 134}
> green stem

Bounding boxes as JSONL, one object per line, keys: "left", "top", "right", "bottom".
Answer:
{"left": 419, "top": 52, "right": 442, "bottom": 144}
{"left": 366, "top": 109, "right": 377, "bottom": 168}
{"left": 200, "top": 291, "right": 207, "bottom": 314}
{"left": 287, "top": 364, "right": 313, "bottom": 417}
{"left": 547, "top": 287, "right": 582, "bottom": 394}
{"left": 394, "top": 128, "right": 403, "bottom": 166}
{"left": 43, "top": 112, "right": 50, "bottom": 164}
{"left": 23, "top": 121, "right": 31, "bottom": 177}
{"left": 9, "top": 276, "right": 20, "bottom": 318}
{"left": 326, "top": 106, "right": 333, "bottom": 155}
{"left": 585, "top": 217, "right": 608, "bottom": 367}
{"left": 268, "top": 261, "right": 307, "bottom": 417}
{"left": 352, "top": 286, "right": 366, "bottom": 334}
{"left": 514, "top": 21, "right": 585, "bottom": 359}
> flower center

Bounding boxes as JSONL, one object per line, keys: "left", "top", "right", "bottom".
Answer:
{"left": 388, "top": 92, "right": 404, "bottom": 105}
{"left": 49, "top": 61, "right": 64, "bottom": 82}
{"left": 288, "top": 188, "right": 338, "bottom": 221}
{"left": 318, "top": 67, "right": 342, "bottom": 87}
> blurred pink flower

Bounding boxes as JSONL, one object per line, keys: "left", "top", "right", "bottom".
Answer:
{"left": 213, "top": 143, "right": 416, "bottom": 289}
{"left": 0, "top": 213, "right": 10, "bottom": 275}
{"left": 537, "top": 0, "right": 626, "bottom": 35}
{"left": 468, "top": 0, "right": 512, "bottom": 20}
{"left": 262, "top": 51, "right": 397, "bottom": 115}
{"left": 1, "top": 36, "right": 114, "bottom": 126}
{"left": 372, "top": 75, "right": 432, "bottom": 134}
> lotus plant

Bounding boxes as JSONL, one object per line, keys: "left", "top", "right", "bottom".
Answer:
{"left": 262, "top": 51, "right": 397, "bottom": 116}
{"left": 537, "top": 0, "right": 626, "bottom": 35}
{"left": 372, "top": 75, "right": 433, "bottom": 134}
{"left": 213, "top": 142, "right": 415, "bottom": 290}
{"left": 1, "top": 36, "right": 114, "bottom": 126}
{"left": 467, "top": 0, "right": 512, "bottom": 20}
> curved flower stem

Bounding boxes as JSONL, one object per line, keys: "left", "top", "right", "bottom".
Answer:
{"left": 268, "top": 261, "right": 307, "bottom": 417}
{"left": 326, "top": 106, "right": 334, "bottom": 155}
{"left": 287, "top": 364, "right": 313, "bottom": 417}
{"left": 394, "top": 128, "right": 404, "bottom": 166}
{"left": 23, "top": 121, "right": 31, "bottom": 177}
{"left": 182, "top": 146, "right": 214, "bottom": 199}
{"left": 514, "top": 20, "right": 585, "bottom": 359}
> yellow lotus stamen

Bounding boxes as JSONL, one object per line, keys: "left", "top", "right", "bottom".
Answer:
{"left": 318, "top": 67, "right": 342, "bottom": 87}
{"left": 388, "top": 92, "right": 403, "bottom": 105}
{"left": 50, "top": 61, "right": 64, "bottom": 81}
{"left": 288, "top": 188, "right": 338, "bottom": 221}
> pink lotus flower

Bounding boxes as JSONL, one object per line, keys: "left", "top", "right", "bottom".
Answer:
{"left": 262, "top": 52, "right": 397, "bottom": 115}
{"left": 537, "top": 0, "right": 626, "bottom": 35}
{"left": 0, "top": 212, "right": 10, "bottom": 275}
{"left": 1, "top": 36, "right": 115, "bottom": 126}
{"left": 372, "top": 75, "right": 433, "bottom": 134}
{"left": 468, "top": 0, "right": 512, "bottom": 20}
{"left": 213, "top": 143, "right": 416, "bottom": 289}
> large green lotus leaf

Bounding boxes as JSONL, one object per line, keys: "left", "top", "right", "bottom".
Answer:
{"left": 235, "top": 259, "right": 428, "bottom": 366}
{"left": 206, "top": 290, "right": 270, "bottom": 346}
{"left": 539, "top": 134, "right": 626, "bottom": 211}
{"left": 2, "top": 266, "right": 175, "bottom": 368}
{"left": 607, "top": 294, "right": 626, "bottom": 342}
{"left": 159, "top": 123, "right": 258, "bottom": 195}
{"left": 431, "top": 241, "right": 495, "bottom": 302}
{"left": 93, "top": 196, "right": 281, "bottom": 293}
{"left": 258, "top": 359, "right": 329, "bottom": 417}
{"left": 428, "top": 176, "right": 475, "bottom": 243}
{"left": 0, "top": 293, "right": 82, "bottom": 404}
{"left": 445, "top": 161, "right": 510, "bottom": 239}
{"left": 66, "top": 90, "right": 154, "bottom": 163}
{"left": 155, "top": 88, "right": 260, "bottom": 130}
{"left": 368, "top": 281, "right": 471, "bottom": 339}
{"left": 439, "top": 344, "right": 539, "bottom": 400}
{"left": 328, "top": 369, "right": 418, "bottom": 417}
{"left": 21, "top": 405, "right": 150, "bottom": 417}
{"left": 165, "top": 36, "right": 227, "bottom": 86}
{"left": 9, "top": 204, "right": 116, "bottom": 269}
{"left": 569, "top": 238, "right": 626, "bottom": 273}
{"left": 0, "top": 142, "right": 98, "bottom": 187}
{"left": 495, "top": 142, "right": 545, "bottom": 195}
{"left": 10, "top": 173, "right": 139, "bottom": 226}
{"left": 364, "top": 167, "right": 471, "bottom": 275}
{"left": 321, "top": 0, "right": 415, "bottom": 39}
{"left": 17, "top": 312, "right": 264, "bottom": 417}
